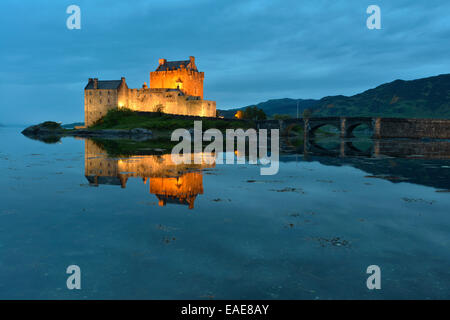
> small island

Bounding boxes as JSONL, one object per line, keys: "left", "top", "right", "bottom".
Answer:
{"left": 22, "top": 56, "right": 254, "bottom": 145}
{"left": 21, "top": 108, "right": 254, "bottom": 155}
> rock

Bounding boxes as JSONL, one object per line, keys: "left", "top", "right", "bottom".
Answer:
{"left": 22, "top": 121, "right": 64, "bottom": 135}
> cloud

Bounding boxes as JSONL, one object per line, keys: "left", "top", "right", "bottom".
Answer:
{"left": 0, "top": 0, "right": 449, "bottom": 124}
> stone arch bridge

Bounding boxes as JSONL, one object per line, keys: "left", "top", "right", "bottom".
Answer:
{"left": 256, "top": 117, "right": 450, "bottom": 139}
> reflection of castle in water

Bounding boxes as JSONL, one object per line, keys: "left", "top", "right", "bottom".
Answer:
{"left": 84, "top": 140, "right": 216, "bottom": 209}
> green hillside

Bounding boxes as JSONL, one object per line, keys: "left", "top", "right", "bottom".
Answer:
{"left": 314, "top": 74, "right": 450, "bottom": 118}
{"left": 219, "top": 74, "right": 450, "bottom": 119}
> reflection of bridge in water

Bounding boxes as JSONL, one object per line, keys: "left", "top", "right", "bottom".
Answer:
{"left": 84, "top": 140, "right": 216, "bottom": 209}
{"left": 279, "top": 136, "right": 450, "bottom": 190}
{"left": 299, "top": 138, "right": 450, "bottom": 159}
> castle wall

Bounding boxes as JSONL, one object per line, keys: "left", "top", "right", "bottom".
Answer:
{"left": 150, "top": 68, "right": 204, "bottom": 98}
{"left": 85, "top": 87, "right": 216, "bottom": 125}
{"left": 122, "top": 88, "right": 180, "bottom": 113}
{"left": 120, "top": 88, "right": 216, "bottom": 117}
{"left": 84, "top": 139, "right": 119, "bottom": 178}
{"left": 186, "top": 99, "right": 217, "bottom": 117}
{"left": 84, "top": 89, "right": 119, "bottom": 126}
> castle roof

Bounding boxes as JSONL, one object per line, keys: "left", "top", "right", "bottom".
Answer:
{"left": 85, "top": 80, "right": 122, "bottom": 90}
{"left": 155, "top": 60, "right": 197, "bottom": 72}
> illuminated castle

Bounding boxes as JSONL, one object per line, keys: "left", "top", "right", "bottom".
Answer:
{"left": 84, "top": 56, "right": 216, "bottom": 126}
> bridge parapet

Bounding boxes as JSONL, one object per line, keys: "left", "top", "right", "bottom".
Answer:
{"left": 256, "top": 117, "right": 450, "bottom": 139}
{"left": 375, "top": 118, "right": 450, "bottom": 139}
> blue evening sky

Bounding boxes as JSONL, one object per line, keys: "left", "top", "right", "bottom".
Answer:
{"left": 0, "top": 0, "right": 449, "bottom": 124}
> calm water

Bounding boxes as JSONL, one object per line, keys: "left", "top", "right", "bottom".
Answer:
{"left": 0, "top": 126, "right": 449, "bottom": 299}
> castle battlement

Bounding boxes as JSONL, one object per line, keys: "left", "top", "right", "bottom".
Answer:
{"left": 84, "top": 56, "right": 216, "bottom": 126}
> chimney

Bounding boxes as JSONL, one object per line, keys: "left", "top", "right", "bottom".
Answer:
{"left": 93, "top": 78, "right": 98, "bottom": 89}
{"left": 159, "top": 59, "right": 166, "bottom": 65}
{"left": 121, "top": 77, "right": 126, "bottom": 83}
{"left": 189, "top": 56, "right": 196, "bottom": 69}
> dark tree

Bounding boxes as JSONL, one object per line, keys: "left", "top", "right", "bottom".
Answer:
{"left": 243, "top": 106, "right": 267, "bottom": 121}
{"left": 302, "top": 108, "right": 312, "bottom": 119}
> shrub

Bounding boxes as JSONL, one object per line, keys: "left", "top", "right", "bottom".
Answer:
{"left": 41, "top": 121, "right": 62, "bottom": 129}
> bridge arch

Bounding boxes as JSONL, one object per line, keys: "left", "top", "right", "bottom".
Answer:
{"left": 345, "top": 121, "right": 374, "bottom": 138}
{"left": 309, "top": 123, "right": 341, "bottom": 137}
{"left": 284, "top": 122, "right": 304, "bottom": 137}
{"left": 305, "top": 140, "right": 374, "bottom": 157}
{"left": 344, "top": 140, "right": 373, "bottom": 157}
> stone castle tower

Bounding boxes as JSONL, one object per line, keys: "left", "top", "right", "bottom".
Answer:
{"left": 84, "top": 56, "right": 216, "bottom": 126}
{"left": 151, "top": 56, "right": 204, "bottom": 98}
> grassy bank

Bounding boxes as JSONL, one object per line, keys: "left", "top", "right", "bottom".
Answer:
{"left": 91, "top": 138, "right": 179, "bottom": 156}
{"left": 90, "top": 109, "right": 253, "bottom": 131}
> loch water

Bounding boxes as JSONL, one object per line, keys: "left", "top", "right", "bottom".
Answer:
{"left": 0, "top": 126, "right": 449, "bottom": 299}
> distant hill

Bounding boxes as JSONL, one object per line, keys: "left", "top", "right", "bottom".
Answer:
{"left": 314, "top": 74, "right": 450, "bottom": 118}
{"left": 219, "top": 98, "right": 318, "bottom": 118}
{"left": 219, "top": 74, "right": 450, "bottom": 119}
